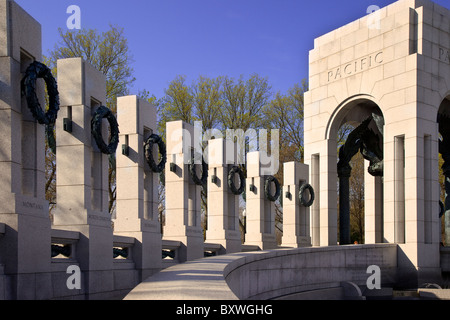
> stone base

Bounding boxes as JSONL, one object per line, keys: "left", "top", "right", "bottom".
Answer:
{"left": 396, "top": 266, "right": 443, "bottom": 289}
{"left": 244, "top": 233, "right": 277, "bottom": 250}
{"left": 3, "top": 272, "right": 54, "bottom": 300}
{"left": 206, "top": 229, "right": 242, "bottom": 254}
{"left": 0, "top": 193, "right": 52, "bottom": 299}
{"left": 52, "top": 215, "right": 114, "bottom": 298}
{"left": 114, "top": 229, "right": 162, "bottom": 281}
{"left": 282, "top": 235, "right": 312, "bottom": 248}
{"left": 163, "top": 226, "right": 204, "bottom": 262}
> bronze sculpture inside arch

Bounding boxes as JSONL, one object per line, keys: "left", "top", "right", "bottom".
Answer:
{"left": 337, "top": 113, "right": 384, "bottom": 245}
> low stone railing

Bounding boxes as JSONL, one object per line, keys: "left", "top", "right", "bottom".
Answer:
{"left": 51, "top": 229, "right": 80, "bottom": 260}
{"left": 124, "top": 243, "right": 398, "bottom": 300}
{"left": 162, "top": 239, "right": 182, "bottom": 268}
{"left": 225, "top": 243, "right": 398, "bottom": 299}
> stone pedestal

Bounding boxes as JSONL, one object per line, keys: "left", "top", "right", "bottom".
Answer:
{"left": 163, "top": 121, "right": 204, "bottom": 262}
{"left": 281, "top": 161, "right": 312, "bottom": 248}
{"left": 206, "top": 139, "right": 242, "bottom": 254}
{"left": 244, "top": 151, "right": 277, "bottom": 250}
{"left": 0, "top": 0, "right": 52, "bottom": 300}
{"left": 53, "top": 57, "right": 114, "bottom": 298}
{"left": 114, "top": 95, "right": 161, "bottom": 279}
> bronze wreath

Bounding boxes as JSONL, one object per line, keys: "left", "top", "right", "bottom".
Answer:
{"left": 264, "top": 175, "right": 280, "bottom": 202}
{"left": 91, "top": 106, "right": 119, "bottom": 155}
{"left": 21, "top": 61, "right": 60, "bottom": 125}
{"left": 299, "top": 183, "right": 315, "bottom": 207}
{"left": 228, "top": 166, "right": 245, "bottom": 195}
{"left": 189, "top": 157, "right": 208, "bottom": 186}
{"left": 144, "top": 134, "right": 167, "bottom": 173}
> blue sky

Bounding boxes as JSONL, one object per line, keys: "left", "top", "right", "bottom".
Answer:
{"left": 15, "top": 0, "right": 450, "bottom": 99}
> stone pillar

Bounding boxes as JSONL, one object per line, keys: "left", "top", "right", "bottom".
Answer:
{"left": 364, "top": 160, "right": 383, "bottom": 244}
{"left": 206, "top": 138, "right": 242, "bottom": 254}
{"left": 304, "top": 139, "right": 338, "bottom": 247}
{"left": 0, "top": 0, "right": 52, "bottom": 300}
{"left": 163, "top": 120, "right": 204, "bottom": 262}
{"left": 114, "top": 95, "right": 161, "bottom": 280}
{"left": 322, "top": 140, "right": 338, "bottom": 247}
{"left": 282, "top": 161, "right": 311, "bottom": 248}
{"left": 53, "top": 57, "right": 114, "bottom": 299}
{"left": 338, "top": 168, "right": 351, "bottom": 245}
{"left": 244, "top": 151, "right": 277, "bottom": 250}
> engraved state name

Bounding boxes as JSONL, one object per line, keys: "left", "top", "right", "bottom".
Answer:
{"left": 22, "top": 201, "right": 44, "bottom": 210}
{"left": 439, "top": 47, "right": 450, "bottom": 64}
{"left": 327, "top": 51, "right": 384, "bottom": 83}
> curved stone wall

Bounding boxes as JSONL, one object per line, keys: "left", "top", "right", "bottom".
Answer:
{"left": 124, "top": 244, "right": 398, "bottom": 300}
{"left": 224, "top": 244, "right": 397, "bottom": 300}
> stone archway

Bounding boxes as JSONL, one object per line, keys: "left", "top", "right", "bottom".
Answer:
{"left": 303, "top": 0, "right": 448, "bottom": 287}
{"left": 327, "top": 97, "right": 385, "bottom": 245}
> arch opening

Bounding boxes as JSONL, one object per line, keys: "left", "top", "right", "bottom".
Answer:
{"left": 437, "top": 95, "right": 450, "bottom": 246}
{"left": 332, "top": 98, "right": 384, "bottom": 245}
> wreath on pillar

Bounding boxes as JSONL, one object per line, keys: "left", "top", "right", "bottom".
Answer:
{"left": 21, "top": 61, "right": 60, "bottom": 153}
{"left": 228, "top": 166, "right": 245, "bottom": 195}
{"left": 299, "top": 183, "right": 315, "bottom": 207}
{"left": 91, "top": 105, "right": 120, "bottom": 155}
{"left": 264, "top": 175, "right": 281, "bottom": 202}
{"left": 188, "top": 157, "right": 208, "bottom": 187}
{"left": 21, "top": 61, "right": 60, "bottom": 125}
{"left": 144, "top": 133, "right": 167, "bottom": 173}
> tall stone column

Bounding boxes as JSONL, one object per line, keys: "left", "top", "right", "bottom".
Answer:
{"left": 244, "top": 151, "right": 277, "bottom": 250}
{"left": 114, "top": 95, "right": 162, "bottom": 279}
{"left": 53, "top": 57, "right": 114, "bottom": 299}
{"left": 164, "top": 120, "right": 204, "bottom": 262}
{"left": 0, "top": 0, "right": 52, "bottom": 299}
{"left": 338, "top": 167, "right": 352, "bottom": 245}
{"left": 206, "top": 138, "right": 242, "bottom": 254}
{"left": 364, "top": 160, "right": 383, "bottom": 244}
{"left": 281, "top": 161, "right": 312, "bottom": 248}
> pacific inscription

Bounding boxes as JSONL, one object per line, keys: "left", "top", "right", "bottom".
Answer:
{"left": 328, "top": 51, "right": 384, "bottom": 82}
